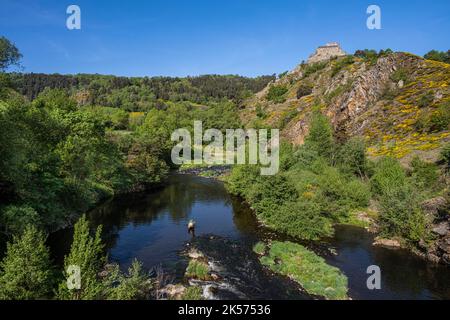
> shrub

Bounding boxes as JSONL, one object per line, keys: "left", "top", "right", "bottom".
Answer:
{"left": 418, "top": 91, "right": 434, "bottom": 108}
{"left": 424, "top": 50, "right": 450, "bottom": 64}
{"left": 370, "top": 157, "right": 407, "bottom": 196}
{"left": 252, "top": 242, "right": 266, "bottom": 255}
{"left": 226, "top": 165, "right": 261, "bottom": 198}
{"left": 255, "top": 104, "right": 266, "bottom": 119}
{"left": 105, "top": 259, "right": 151, "bottom": 300}
{"left": 264, "top": 200, "right": 334, "bottom": 240}
{"left": 331, "top": 55, "right": 354, "bottom": 77}
{"left": 378, "top": 184, "right": 427, "bottom": 242}
{"left": 266, "top": 85, "right": 288, "bottom": 103}
{"left": 440, "top": 143, "right": 450, "bottom": 169}
{"left": 316, "top": 165, "right": 370, "bottom": 219}
{"left": 0, "top": 225, "right": 54, "bottom": 299}
{"left": 182, "top": 286, "right": 203, "bottom": 300}
{"left": 428, "top": 103, "right": 450, "bottom": 132}
{"left": 371, "top": 157, "right": 429, "bottom": 243}
{"left": 304, "top": 111, "right": 334, "bottom": 161}
{"left": 296, "top": 84, "right": 313, "bottom": 99}
{"left": 1, "top": 205, "right": 41, "bottom": 234}
{"left": 278, "top": 71, "right": 289, "bottom": 79}
{"left": 337, "top": 137, "right": 368, "bottom": 177}
{"left": 302, "top": 62, "right": 327, "bottom": 78}
{"left": 390, "top": 68, "right": 409, "bottom": 83}
{"left": 354, "top": 49, "right": 378, "bottom": 65}
{"left": 247, "top": 174, "right": 298, "bottom": 213}
{"left": 410, "top": 156, "right": 440, "bottom": 192}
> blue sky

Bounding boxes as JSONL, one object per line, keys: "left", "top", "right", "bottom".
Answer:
{"left": 1, "top": 0, "right": 449, "bottom": 77}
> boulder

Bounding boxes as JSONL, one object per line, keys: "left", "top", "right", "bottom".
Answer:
{"left": 432, "top": 222, "right": 449, "bottom": 236}
{"left": 160, "top": 284, "right": 186, "bottom": 300}
{"left": 421, "top": 197, "right": 448, "bottom": 218}
{"left": 372, "top": 237, "right": 401, "bottom": 248}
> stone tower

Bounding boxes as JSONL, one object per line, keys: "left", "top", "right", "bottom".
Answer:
{"left": 307, "top": 42, "right": 346, "bottom": 64}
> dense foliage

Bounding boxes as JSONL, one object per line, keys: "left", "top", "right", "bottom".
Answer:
{"left": 0, "top": 215, "right": 152, "bottom": 300}
{"left": 0, "top": 225, "right": 53, "bottom": 299}
{"left": 227, "top": 110, "right": 445, "bottom": 246}
{"left": 424, "top": 50, "right": 450, "bottom": 64}
{"left": 10, "top": 73, "right": 274, "bottom": 106}
{"left": 227, "top": 112, "right": 371, "bottom": 240}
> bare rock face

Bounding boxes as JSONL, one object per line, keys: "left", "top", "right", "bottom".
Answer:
{"left": 307, "top": 42, "right": 346, "bottom": 64}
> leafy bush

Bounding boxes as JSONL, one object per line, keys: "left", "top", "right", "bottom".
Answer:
{"left": 440, "top": 143, "right": 450, "bottom": 169}
{"left": 370, "top": 157, "right": 407, "bottom": 196}
{"left": 302, "top": 62, "right": 327, "bottom": 78}
{"left": 263, "top": 200, "right": 334, "bottom": 240}
{"left": 331, "top": 55, "right": 354, "bottom": 77}
{"left": 296, "top": 84, "right": 313, "bottom": 99}
{"left": 1, "top": 205, "right": 41, "bottom": 234}
{"left": 428, "top": 103, "right": 450, "bottom": 132}
{"left": 390, "top": 68, "right": 409, "bottom": 83}
{"left": 252, "top": 242, "right": 266, "bottom": 255}
{"left": 416, "top": 102, "right": 450, "bottom": 132}
{"left": 410, "top": 156, "right": 440, "bottom": 192}
{"left": 337, "top": 137, "right": 368, "bottom": 177}
{"left": 266, "top": 85, "right": 288, "bottom": 103}
{"left": 354, "top": 49, "right": 379, "bottom": 65}
{"left": 304, "top": 111, "right": 334, "bottom": 161}
{"left": 181, "top": 286, "right": 203, "bottom": 300}
{"left": 424, "top": 50, "right": 450, "bottom": 64}
{"left": 255, "top": 104, "right": 267, "bottom": 119}
{"left": 370, "top": 157, "right": 429, "bottom": 243}
{"left": 418, "top": 91, "right": 434, "bottom": 108}
{"left": 247, "top": 174, "right": 298, "bottom": 213}
{"left": 105, "top": 259, "right": 152, "bottom": 300}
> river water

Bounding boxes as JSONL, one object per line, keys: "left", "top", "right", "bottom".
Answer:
{"left": 48, "top": 174, "right": 450, "bottom": 300}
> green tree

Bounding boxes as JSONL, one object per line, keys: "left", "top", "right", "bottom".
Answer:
{"left": 0, "top": 36, "right": 22, "bottom": 71}
{"left": 304, "top": 111, "right": 334, "bottom": 161}
{"left": 104, "top": 259, "right": 151, "bottom": 300}
{"left": 57, "top": 215, "right": 105, "bottom": 300}
{"left": 266, "top": 85, "right": 288, "bottom": 103}
{"left": 337, "top": 137, "right": 368, "bottom": 177}
{"left": 424, "top": 50, "right": 450, "bottom": 64}
{"left": 0, "top": 225, "right": 53, "bottom": 299}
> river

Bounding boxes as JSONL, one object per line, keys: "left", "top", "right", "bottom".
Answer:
{"left": 48, "top": 174, "right": 450, "bottom": 300}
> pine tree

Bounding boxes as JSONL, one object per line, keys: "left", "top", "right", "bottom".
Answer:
{"left": 57, "top": 215, "right": 105, "bottom": 300}
{"left": 0, "top": 225, "right": 53, "bottom": 299}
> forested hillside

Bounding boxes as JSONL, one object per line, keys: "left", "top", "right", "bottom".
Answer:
{"left": 1, "top": 37, "right": 273, "bottom": 234}
{"left": 10, "top": 73, "right": 275, "bottom": 107}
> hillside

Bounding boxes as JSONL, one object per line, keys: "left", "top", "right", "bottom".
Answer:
{"left": 240, "top": 46, "right": 450, "bottom": 164}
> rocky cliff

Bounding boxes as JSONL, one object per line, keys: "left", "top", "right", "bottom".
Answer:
{"left": 240, "top": 44, "right": 450, "bottom": 265}
{"left": 240, "top": 46, "right": 450, "bottom": 164}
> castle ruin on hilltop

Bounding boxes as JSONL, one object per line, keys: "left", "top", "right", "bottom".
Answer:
{"left": 306, "top": 42, "right": 346, "bottom": 64}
